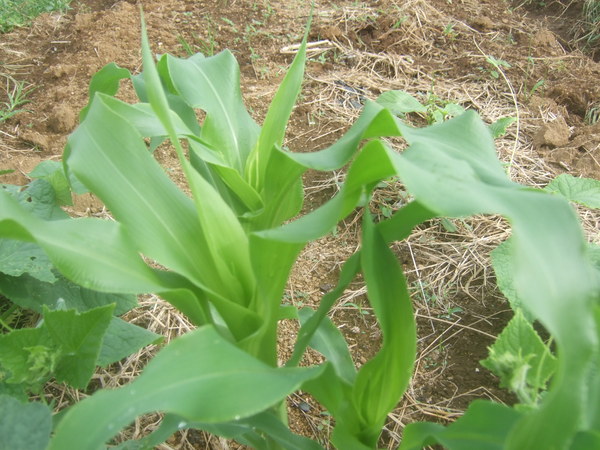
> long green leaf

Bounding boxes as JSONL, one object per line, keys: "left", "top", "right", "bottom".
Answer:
{"left": 298, "top": 307, "right": 356, "bottom": 385}
{"left": 258, "top": 139, "right": 397, "bottom": 243}
{"left": 79, "top": 62, "right": 131, "bottom": 121}
{"left": 0, "top": 192, "right": 163, "bottom": 294}
{"left": 67, "top": 94, "right": 231, "bottom": 291}
{"left": 288, "top": 253, "right": 361, "bottom": 372}
{"left": 388, "top": 111, "right": 598, "bottom": 448}
{"left": 141, "top": 16, "right": 254, "bottom": 299}
{"left": 166, "top": 51, "right": 260, "bottom": 171}
{"left": 49, "top": 326, "right": 324, "bottom": 450}
{"left": 349, "top": 214, "right": 416, "bottom": 445}
{"left": 284, "top": 101, "right": 400, "bottom": 171}
{"left": 245, "top": 18, "right": 309, "bottom": 191}
{"left": 401, "top": 400, "right": 522, "bottom": 450}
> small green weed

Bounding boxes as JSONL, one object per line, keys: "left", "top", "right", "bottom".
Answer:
{"left": 0, "top": 74, "right": 34, "bottom": 122}
{"left": 177, "top": 20, "right": 218, "bottom": 57}
{"left": 423, "top": 91, "right": 466, "bottom": 124}
{"left": 523, "top": 54, "right": 546, "bottom": 100}
{"left": 392, "top": 16, "right": 408, "bottom": 28}
{"left": 0, "top": 0, "right": 72, "bottom": 33}
{"left": 585, "top": 103, "right": 600, "bottom": 125}
{"left": 577, "top": 0, "right": 600, "bottom": 53}
{"left": 481, "top": 55, "right": 512, "bottom": 79}
{"left": 442, "top": 22, "right": 458, "bottom": 40}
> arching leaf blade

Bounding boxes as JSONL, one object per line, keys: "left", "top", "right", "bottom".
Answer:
{"left": 49, "top": 326, "right": 324, "bottom": 450}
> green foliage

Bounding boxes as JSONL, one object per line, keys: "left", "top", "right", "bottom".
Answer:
{"left": 0, "top": 304, "right": 114, "bottom": 390}
{"left": 489, "top": 116, "right": 517, "bottom": 139}
{"left": 0, "top": 0, "right": 71, "bottom": 33}
{"left": 376, "top": 90, "right": 426, "bottom": 116}
{"left": 0, "top": 74, "right": 34, "bottom": 122}
{"left": 545, "top": 173, "right": 600, "bottom": 208}
{"left": 0, "top": 395, "right": 52, "bottom": 450}
{"left": 481, "top": 55, "right": 511, "bottom": 80}
{"left": 49, "top": 326, "right": 323, "bottom": 449}
{"left": 376, "top": 89, "right": 464, "bottom": 124}
{"left": 0, "top": 16, "right": 598, "bottom": 449}
{"left": 375, "top": 89, "right": 514, "bottom": 136}
{"left": 579, "top": 0, "right": 600, "bottom": 52}
{"left": 481, "top": 310, "right": 557, "bottom": 406}
{"left": 0, "top": 165, "right": 162, "bottom": 418}
{"left": 401, "top": 400, "right": 523, "bottom": 450}
{"left": 491, "top": 240, "right": 528, "bottom": 316}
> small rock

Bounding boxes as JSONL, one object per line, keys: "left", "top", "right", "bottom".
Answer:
{"left": 47, "top": 104, "right": 77, "bottom": 134}
{"left": 19, "top": 130, "right": 49, "bottom": 150}
{"left": 533, "top": 117, "right": 570, "bottom": 148}
{"left": 74, "top": 13, "right": 93, "bottom": 32}
{"left": 47, "top": 64, "right": 77, "bottom": 79}
{"left": 319, "top": 283, "right": 334, "bottom": 293}
{"left": 531, "top": 29, "right": 564, "bottom": 56}
{"left": 298, "top": 401, "right": 311, "bottom": 412}
{"left": 471, "top": 16, "right": 494, "bottom": 31}
{"left": 318, "top": 25, "right": 342, "bottom": 40}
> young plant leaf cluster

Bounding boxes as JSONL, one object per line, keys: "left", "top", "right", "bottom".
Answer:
{"left": 0, "top": 164, "right": 162, "bottom": 448}
{"left": 0, "top": 16, "right": 598, "bottom": 449}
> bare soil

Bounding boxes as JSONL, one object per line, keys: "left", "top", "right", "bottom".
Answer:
{"left": 1, "top": 0, "right": 599, "bottom": 448}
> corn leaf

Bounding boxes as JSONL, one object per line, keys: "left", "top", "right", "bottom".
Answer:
{"left": 245, "top": 22, "right": 308, "bottom": 190}
{"left": 80, "top": 62, "right": 131, "bottom": 120}
{"left": 351, "top": 214, "right": 416, "bottom": 445}
{"left": 288, "top": 252, "right": 361, "bottom": 373}
{"left": 298, "top": 307, "right": 356, "bottom": 385}
{"left": 570, "top": 431, "right": 600, "bottom": 449}
{"left": 165, "top": 52, "right": 259, "bottom": 171}
{"left": 587, "top": 306, "right": 600, "bottom": 430}
{"left": 66, "top": 96, "right": 227, "bottom": 295}
{"left": 141, "top": 19, "right": 256, "bottom": 308}
{"left": 248, "top": 146, "right": 304, "bottom": 229}
{"left": 284, "top": 101, "right": 400, "bottom": 171}
{"left": 49, "top": 326, "right": 324, "bottom": 450}
{"left": 401, "top": 400, "right": 522, "bottom": 450}
{"left": 0, "top": 192, "right": 164, "bottom": 294}
{"left": 388, "top": 111, "right": 598, "bottom": 448}
{"left": 259, "top": 139, "right": 397, "bottom": 243}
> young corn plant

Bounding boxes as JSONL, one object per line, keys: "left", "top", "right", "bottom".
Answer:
{"left": 0, "top": 16, "right": 598, "bottom": 449}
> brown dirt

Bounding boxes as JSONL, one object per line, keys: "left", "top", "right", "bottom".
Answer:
{"left": 1, "top": 0, "right": 599, "bottom": 448}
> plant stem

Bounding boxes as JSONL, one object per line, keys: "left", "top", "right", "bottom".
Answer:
{"left": 0, "top": 304, "right": 18, "bottom": 331}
